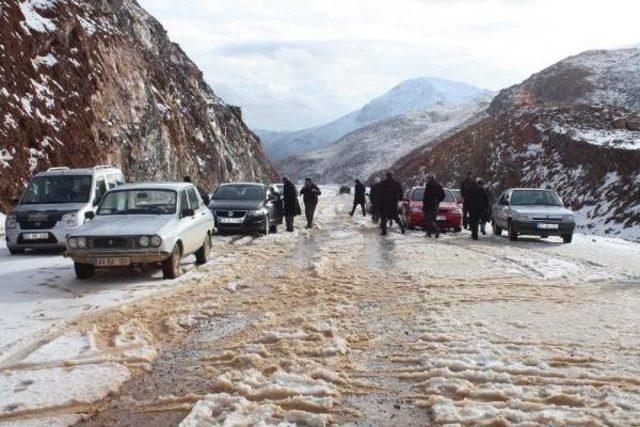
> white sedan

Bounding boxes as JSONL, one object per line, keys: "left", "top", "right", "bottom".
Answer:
{"left": 65, "top": 182, "right": 215, "bottom": 279}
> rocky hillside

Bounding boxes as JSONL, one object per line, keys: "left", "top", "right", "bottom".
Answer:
{"left": 277, "top": 101, "right": 488, "bottom": 184}
{"left": 258, "top": 77, "right": 491, "bottom": 160}
{"left": 0, "top": 0, "right": 277, "bottom": 212}
{"left": 384, "top": 48, "right": 640, "bottom": 241}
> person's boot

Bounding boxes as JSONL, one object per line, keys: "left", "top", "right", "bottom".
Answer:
{"left": 480, "top": 224, "right": 486, "bottom": 235}
{"left": 472, "top": 233, "right": 478, "bottom": 240}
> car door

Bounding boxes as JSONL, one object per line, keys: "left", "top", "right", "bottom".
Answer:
{"left": 178, "top": 190, "right": 197, "bottom": 254}
{"left": 494, "top": 191, "right": 510, "bottom": 228}
{"left": 268, "top": 186, "right": 283, "bottom": 223}
{"left": 188, "top": 187, "right": 210, "bottom": 244}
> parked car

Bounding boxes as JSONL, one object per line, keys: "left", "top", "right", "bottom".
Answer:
{"left": 339, "top": 185, "right": 351, "bottom": 194}
{"left": 5, "top": 165, "right": 124, "bottom": 254}
{"left": 65, "top": 182, "right": 215, "bottom": 279}
{"left": 491, "top": 188, "right": 576, "bottom": 243}
{"left": 400, "top": 187, "right": 463, "bottom": 231}
{"left": 209, "top": 183, "right": 283, "bottom": 234}
{"left": 450, "top": 189, "right": 463, "bottom": 204}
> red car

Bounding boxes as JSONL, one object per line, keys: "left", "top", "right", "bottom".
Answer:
{"left": 400, "top": 187, "right": 463, "bottom": 232}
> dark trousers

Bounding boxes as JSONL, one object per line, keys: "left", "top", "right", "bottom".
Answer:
{"left": 462, "top": 201, "right": 469, "bottom": 228}
{"left": 469, "top": 212, "right": 481, "bottom": 239}
{"left": 285, "top": 215, "right": 294, "bottom": 231}
{"left": 380, "top": 211, "right": 404, "bottom": 235}
{"left": 371, "top": 204, "right": 379, "bottom": 223}
{"left": 424, "top": 209, "right": 440, "bottom": 237}
{"left": 350, "top": 201, "right": 366, "bottom": 217}
{"left": 304, "top": 203, "right": 317, "bottom": 228}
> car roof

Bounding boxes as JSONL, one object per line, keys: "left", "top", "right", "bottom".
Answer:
{"left": 34, "top": 166, "right": 122, "bottom": 177}
{"left": 218, "top": 182, "right": 265, "bottom": 187}
{"left": 509, "top": 188, "right": 556, "bottom": 192}
{"left": 114, "top": 182, "right": 194, "bottom": 191}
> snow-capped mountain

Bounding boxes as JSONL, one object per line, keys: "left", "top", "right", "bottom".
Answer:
{"left": 0, "top": 0, "right": 276, "bottom": 212}
{"left": 277, "top": 102, "right": 488, "bottom": 184}
{"left": 258, "top": 77, "right": 492, "bottom": 160}
{"left": 385, "top": 48, "right": 640, "bottom": 241}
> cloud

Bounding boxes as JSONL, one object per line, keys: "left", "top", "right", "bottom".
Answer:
{"left": 139, "top": 0, "right": 640, "bottom": 130}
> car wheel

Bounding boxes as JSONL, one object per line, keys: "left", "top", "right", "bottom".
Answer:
{"left": 195, "top": 234, "right": 211, "bottom": 265}
{"left": 162, "top": 244, "right": 182, "bottom": 279}
{"left": 269, "top": 223, "right": 278, "bottom": 233}
{"left": 562, "top": 234, "right": 573, "bottom": 244}
{"left": 8, "top": 247, "right": 25, "bottom": 255}
{"left": 492, "top": 220, "right": 502, "bottom": 236}
{"left": 508, "top": 220, "right": 518, "bottom": 241}
{"left": 74, "top": 262, "right": 95, "bottom": 279}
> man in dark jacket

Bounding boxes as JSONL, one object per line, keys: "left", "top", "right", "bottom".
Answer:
{"left": 465, "top": 178, "right": 490, "bottom": 240}
{"left": 350, "top": 179, "right": 367, "bottom": 217}
{"left": 378, "top": 172, "right": 405, "bottom": 236}
{"left": 282, "top": 177, "right": 301, "bottom": 232}
{"left": 459, "top": 171, "right": 474, "bottom": 230}
{"left": 299, "top": 178, "right": 321, "bottom": 229}
{"left": 423, "top": 174, "right": 445, "bottom": 238}
{"left": 369, "top": 177, "right": 381, "bottom": 223}
{"left": 183, "top": 176, "right": 210, "bottom": 206}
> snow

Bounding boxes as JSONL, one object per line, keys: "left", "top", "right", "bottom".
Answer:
{"left": 551, "top": 124, "right": 640, "bottom": 150}
{"left": 18, "top": 0, "right": 57, "bottom": 33}
{"left": 31, "top": 53, "right": 58, "bottom": 69}
{"left": 78, "top": 16, "right": 97, "bottom": 35}
{"left": 0, "top": 212, "right": 5, "bottom": 235}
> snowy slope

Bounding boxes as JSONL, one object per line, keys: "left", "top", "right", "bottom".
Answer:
{"left": 258, "top": 77, "right": 492, "bottom": 160}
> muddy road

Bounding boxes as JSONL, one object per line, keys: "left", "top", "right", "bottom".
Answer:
{"left": 2, "top": 188, "right": 640, "bottom": 426}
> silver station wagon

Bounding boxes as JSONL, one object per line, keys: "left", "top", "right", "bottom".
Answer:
{"left": 491, "top": 188, "right": 576, "bottom": 243}
{"left": 65, "top": 182, "right": 215, "bottom": 279}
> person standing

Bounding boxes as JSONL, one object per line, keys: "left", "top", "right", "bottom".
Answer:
{"left": 369, "top": 177, "right": 381, "bottom": 223}
{"left": 350, "top": 179, "right": 367, "bottom": 217}
{"left": 378, "top": 172, "right": 405, "bottom": 236}
{"left": 282, "top": 177, "right": 301, "bottom": 232}
{"left": 423, "top": 174, "right": 445, "bottom": 239}
{"left": 300, "top": 178, "right": 321, "bottom": 229}
{"left": 459, "top": 171, "right": 474, "bottom": 230}
{"left": 466, "top": 178, "right": 490, "bottom": 240}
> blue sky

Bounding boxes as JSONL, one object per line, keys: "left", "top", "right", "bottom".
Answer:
{"left": 139, "top": 0, "right": 639, "bottom": 131}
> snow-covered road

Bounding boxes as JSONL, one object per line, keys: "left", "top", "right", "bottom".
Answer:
{"left": 1, "top": 187, "right": 640, "bottom": 426}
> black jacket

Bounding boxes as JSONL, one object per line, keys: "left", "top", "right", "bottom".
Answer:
{"left": 465, "top": 183, "right": 490, "bottom": 216}
{"left": 423, "top": 180, "right": 445, "bottom": 212}
{"left": 354, "top": 181, "right": 366, "bottom": 203}
{"left": 369, "top": 183, "right": 379, "bottom": 205}
{"left": 459, "top": 177, "right": 474, "bottom": 200}
{"left": 377, "top": 178, "right": 403, "bottom": 216}
{"left": 300, "top": 184, "right": 321, "bottom": 205}
{"left": 283, "top": 181, "right": 301, "bottom": 216}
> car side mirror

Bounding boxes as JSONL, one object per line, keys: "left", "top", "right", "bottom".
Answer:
{"left": 84, "top": 211, "right": 95, "bottom": 220}
{"left": 182, "top": 208, "right": 195, "bottom": 218}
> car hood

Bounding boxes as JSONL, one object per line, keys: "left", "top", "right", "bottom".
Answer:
{"left": 510, "top": 205, "right": 573, "bottom": 216}
{"left": 209, "top": 199, "right": 264, "bottom": 210}
{"left": 71, "top": 215, "right": 174, "bottom": 236}
{"left": 11, "top": 203, "right": 87, "bottom": 214}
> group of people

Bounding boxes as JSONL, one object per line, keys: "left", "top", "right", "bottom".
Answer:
{"left": 280, "top": 171, "right": 491, "bottom": 240}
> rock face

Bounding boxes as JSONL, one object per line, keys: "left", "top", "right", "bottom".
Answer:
{"left": 384, "top": 49, "right": 640, "bottom": 241}
{"left": 0, "top": 0, "right": 277, "bottom": 212}
{"left": 257, "top": 77, "right": 492, "bottom": 160}
{"left": 276, "top": 102, "right": 488, "bottom": 184}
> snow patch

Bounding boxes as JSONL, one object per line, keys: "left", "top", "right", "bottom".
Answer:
{"left": 31, "top": 53, "right": 58, "bottom": 69}
{"left": 19, "top": 0, "right": 57, "bottom": 33}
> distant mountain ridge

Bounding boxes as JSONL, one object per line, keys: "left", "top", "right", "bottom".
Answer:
{"left": 257, "top": 77, "right": 492, "bottom": 160}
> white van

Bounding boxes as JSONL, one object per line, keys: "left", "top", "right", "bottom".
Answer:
{"left": 5, "top": 165, "right": 125, "bottom": 254}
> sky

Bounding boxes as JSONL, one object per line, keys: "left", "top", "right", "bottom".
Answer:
{"left": 139, "top": 0, "right": 640, "bottom": 131}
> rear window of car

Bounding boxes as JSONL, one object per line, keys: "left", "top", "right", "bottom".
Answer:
{"left": 412, "top": 188, "right": 455, "bottom": 202}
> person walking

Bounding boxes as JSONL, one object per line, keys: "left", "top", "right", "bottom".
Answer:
{"left": 350, "top": 179, "right": 367, "bottom": 217}
{"left": 369, "top": 177, "right": 380, "bottom": 223}
{"left": 423, "top": 174, "right": 445, "bottom": 238}
{"left": 183, "top": 176, "right": 210, "bottom": 206}
{"left": 300, "top": 178, "right": 321, "bottom": 229}
{"left": 282, "top": 177, "right": 301, "bottom": 232}
{"left": 378, "top": 172, "right": 405, "bottom": 236}
{"left": 459, "top": 171, "right": 474, "bottom": 230}
{"left": 466, "top": 178, "right": 490, "bottom": 240}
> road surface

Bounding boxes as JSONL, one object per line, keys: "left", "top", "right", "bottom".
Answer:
{"left": 1, "top": 187, "right": 639, "bottom": 426}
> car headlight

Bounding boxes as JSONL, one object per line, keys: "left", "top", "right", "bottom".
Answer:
{"left": 563, "top": 214, "right": 574, "bottom": 222}
{"left": 6, "top": 214, "right": 17, "bottom": 230}
{"left": 77, "top": 237, "right": 87, "bottom": 248}
{"left": 248, "top": 208, "right": 267, "bottom": 217}
{"left": 61, "top": 212, "right": 81, "bottom": 228}
{"left": 139, "top": 235, "right": 150, "bottom": 247}
{"left": 68, "top": 237, "right": 78, "bottom": 249}
{"left": 150, "top": 235, "right": 162, "bottom": 247}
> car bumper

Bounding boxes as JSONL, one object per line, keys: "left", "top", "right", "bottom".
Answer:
{"left": 6, "top": 228, "right": 70, "bottom": 250}
{"left": 512, "top": 220, "right": 575, "bottom": 236}
{"left": 407, "top": 212, "right": 463, "bottom": 228}
{"left": 65, "top": 249, "right": 171, "bottom": 264}
{"left": 215, "top": 215, "right": 267, "bottom": 232}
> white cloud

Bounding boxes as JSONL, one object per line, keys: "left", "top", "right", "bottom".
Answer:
{"left": 139, "top": 0, "right": 640, "bottom": 130}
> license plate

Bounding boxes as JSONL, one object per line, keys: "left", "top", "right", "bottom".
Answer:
{"left": 537, "top": 223, "right": 559, "bottom": 229}
{"left": 94, "top": 257, "right": 130, "bottom": 267}
{"left": 23, "top": 232, "right": 49, "bottom": 240}
{"left": 436, "top": 215, "right": 446, "bottom": 221}
{"left": 218, "top": 217, "right": 243, "bottom": 224}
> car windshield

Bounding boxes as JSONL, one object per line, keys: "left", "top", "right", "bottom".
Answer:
{"left": 511, "top": 190, "right": 563, "bottom": 206}
{"left": 213, "top": 185, "right": 264, "bottom": 201}
{"left": 21, "top": 175, "right": 93, "bottom": 204}
{"left": 97, "top": 189, "right": 177, "bottom": 215}
{"left": 412, "top": 188, "right": 455, "bottom": 202}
